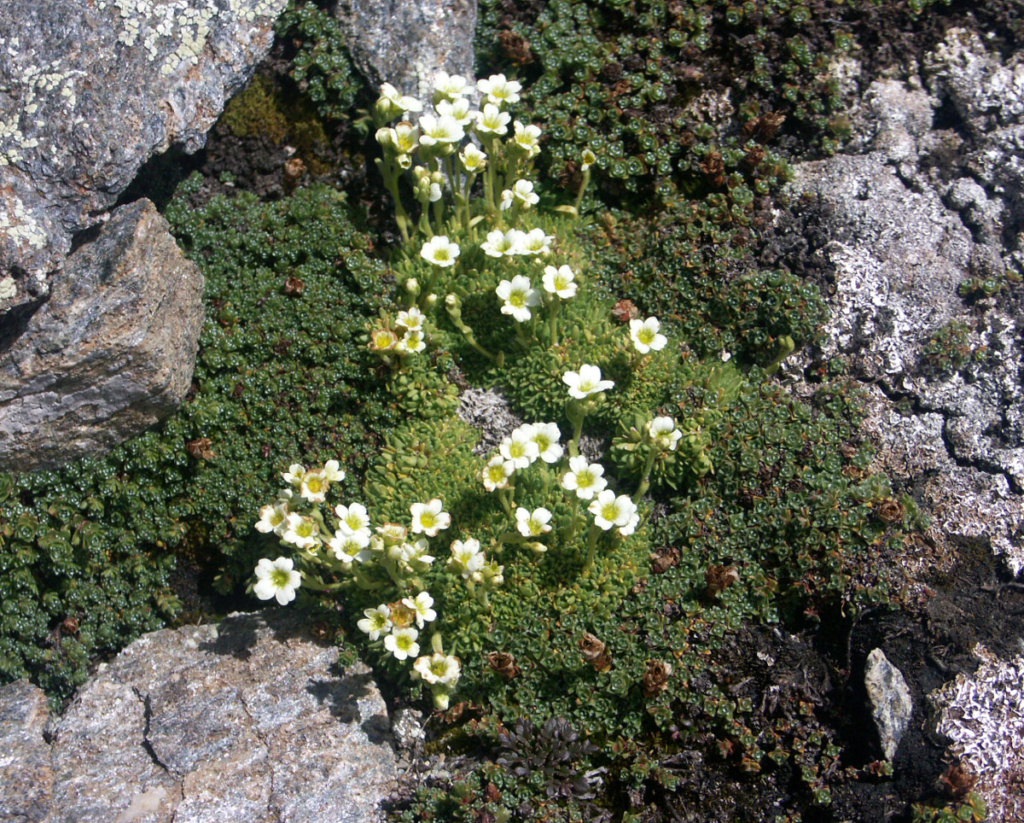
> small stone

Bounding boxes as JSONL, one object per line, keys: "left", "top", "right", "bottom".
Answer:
{"left": 864, "top": 648, "right": 913, "bottom": 761}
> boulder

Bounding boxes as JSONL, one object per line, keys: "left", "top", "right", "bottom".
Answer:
{"left": 0, "top": 610, "right": 397, "bottom": 823}
{"left": 0, "top": 0, "right": 287, "bottom": 312}
{"left": 0, "top": 199, "right": 204, "bottom": 471}
{"left": 336, "top": 0, "right": 478, "bottom": 99}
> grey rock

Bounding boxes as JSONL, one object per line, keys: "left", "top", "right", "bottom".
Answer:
{"left": 336, "top": 0, "right": 477, "bottom": 100}
{"left": 864, "top": 648, "right": 913, "bottom": 761}
{"left": 0, "top": 199, "right": 204, "bottom": 471}
{"left": 0, "top": 611, "right": 397, "bottom": 823}
{"left": 0, "top": 0, "right": 287, "bottom": 315}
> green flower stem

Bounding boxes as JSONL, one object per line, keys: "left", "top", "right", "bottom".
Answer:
{"left": 633, "top": 450, "right": 658, "bottom": 503}
{"left": 548, "top": 299, "right": 561, "bottom": 347}
{"left": 497, "top": 486, "right": 513, "bottom": 518}
{"left": 573, "top": 168, "right": 592, "bottom": 216}
{"left": 584, "top": 521, "right": 601, "bottom": 573}
{"left": 375, "top": 158, "right": 411, "bottom": 243}
{"left": 350, "top": 564, "right": 385, "bottom": 590}
{"left": 565, "top": 494, "right": 581, "bottom": 542}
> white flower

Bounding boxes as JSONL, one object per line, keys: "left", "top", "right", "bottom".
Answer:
{"left": 501, "top": 179, "right": 539, "bottom": 210}
{"left": 459, "top": 143, "right": 487, "bottom": 173}
{"left": 499, "top": 426, "right": 540, "bottom": 469}
{"left": 413, "top": 652, "right": 461, "bottom": 686}
{"left": 282, "top": 463, "right": 305, "bottom": 486}
{"left": 561, "top": 456, "right": 607, "bottom": 500}
{"left": 410, "top": 499, "right": 451, "bottom": 537}
{"left": 376, "top": 121, "right": 420, "bottom": 155}
{"left": 396, "top": 307, "right": 425, "bottom": 332}
{"left": 542, "top": 265, "right": 577, "bottom": 299}
{"left": 384, "top": 627, "right": 420, "bottom": 661}
{"left": 418, "top": 113, "right": 465, "bottom": 146}
{"left": 618, "top": 510, "right": 641, "bottom": 537}
{"left": 357, "top": 604, "right": 392, "bottom": 640}
{"left": 377, "top": 82, "right": 423, "bottom": 116}
{"left": 323, "top": 460, "right": 345, "bottom": 482}
{"left": 519, "top": 227, "right": 553, "bottom": 256}
{"left": 563, "top": 364, "right": 614, "bottom": 399}
{"left": 395, "top": 328, "right": 426, "bottom": 354}
{"left": 482, "top": 454, "right": 515, "bottom": 491}
{"left": 496, "top": 275, "right": 541, "bottom": 322}
{"left": 300, "top": 468, "right": 329, "bottom": 503}
{"left": 474, "top": 103, "right": 511, "bottom": 136}
{"left": 647, "top": 416, "right": 682, "bottom": 451}
{"left": 436, "top": 97, "right": 473, "bottom": 125}
{"left": 511, "top": 121, "right": 542, "bottom": 158}
{"left": 282, "top": 513, "right": 321, "bottom": 550}
{"left": 589, "top": 491, "right": 638, "bottom": 532}
{"left": 629, "top": 316, "right": 668, "bottom": 354}
{"left": 433, "top": 70, "right": 472, "bottom": 102}
{"left": 449, "top": 538, "right": 486, "bottom": 579}
{"left": 328, "top": 531, "right": 371, "bottom": 565}
{"left": 481, "top": 228, "right": 523, "bottom": 258}
{"left": 334, "top": 502, "right": 371, "bottom": 539}
{"left": 420, "top": 235, "right": 460, "bottom": 267}
{"left": 581, "top": 148, "right": 597, "bottom": 171}
{"left": 377, "top": 523, "right": 408, "bottom": 544}
{"left": 253, "top": 557, "right": 302, "bottom": 606}
{"left": 516, "top": 506, "right": 553, "bottom": 537}
{"left": 478, "top": 74, "right": 522, "bottom": 107}
{"left": 402, "top": 591, "right": 438, "bottom": 628}
{"left": 255, "top": 501, "right": 289, "bottom": 535}
{"left": 405, "top": 537, "right": 436, "bottom": 568}
{"left": 531, "top": 422, "right": 563, "bottom": 463}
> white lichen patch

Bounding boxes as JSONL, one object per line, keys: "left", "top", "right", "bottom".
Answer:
{"left": 0, "top": 276, "right": 16, "bottom": 301}
{"left": 0, "top": 193, "right": 48, "bottom": 250}
{"left": 931, "top": 645, "right": 1024, "bottom": 822}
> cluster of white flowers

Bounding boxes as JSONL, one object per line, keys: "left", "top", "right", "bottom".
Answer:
{"left": 481, "top": 227, "right": 554, "bottom": 258}
{"left": 483, "top": 421, "right": 564, "bottom": 493}
{"left": 368, "top": 305, "right": 427, "bottom": 355}
{"left": 253, "top": 464, "right": 464, "bottom": 708}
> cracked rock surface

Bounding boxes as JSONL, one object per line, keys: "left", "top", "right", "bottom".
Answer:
{"left": 0, "top": 0, "right": 287, "bottom": 312}
{"left": 0, "top": 610, "right": 397, "bottom": 823}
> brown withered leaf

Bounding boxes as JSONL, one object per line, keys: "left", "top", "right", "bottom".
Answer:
{"left": 284, "top": 276, "right": 305, "bottom": 297}
{"left": 876, "top": 498, "right": 906, "bottom": 524}
{"left": 612, "top": 298, "right": 640, "bottom": 323}
{"left": 186, "top": 438, "right": 215, "bottom": 460}
{"left": 705, "top": 564, "right": 740, "bottom": 597}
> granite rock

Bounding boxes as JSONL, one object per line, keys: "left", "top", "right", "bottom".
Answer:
{"left": 864, "top": 648, "right": 913, "bottom": 761}
{"left": 0, "top": 610, "right": 397, "bottom": 823}
{"left": 0, "top": 0, "right": 287, "bottom": 313}
{"left": 336, "top": 0, "right": 477, "bottom": 100}
{"left": 0, "top": 199, "right": 204, "bottom": 471}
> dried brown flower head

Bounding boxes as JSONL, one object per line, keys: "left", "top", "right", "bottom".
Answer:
{"left": 876, "top": 498, "right": 905, "bottom": 524}
{"left": 705, "top": 565, "right": 740, "bottom": 597}
{"left": 487, "top": 651, "right": 521, "bottom": 679}
{"left": 186, "top": 438, "right": 215, "bottom": 460}
{"left": 642, "top": 659, "right": 673, "bottom": 698}
{"left": 578, "top": 633, "right": 612, "bottom": 672}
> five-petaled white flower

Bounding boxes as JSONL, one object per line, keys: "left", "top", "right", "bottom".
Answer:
{"left": 282, "top": 463, "right": 305, "bottom": 486}
{"left": 516, "top": 506, "right": 553, "bottom": 537}
{"left": 421, "top": 235, "right": 460, "bottom": 267}
{"left": 500, "top": 425, "right": 540, "bottom": 469}
{"left": 413, "top": 652, "right": 461, "bottom": 686}
{"left": 384, "top": 627, "right": 420, "bottom": 661}
{"left": 436, "top": 97, "right": 473, "bottom": 126}
{"left": 629, "top": 316, "right": 668, "bottom": 354}
{"left": 402, "top": 591, "right": 438, "bottom": 628}
{"left": 482, "top": 454, "right": 515, "bottom": 491}
{"left": 561, "top": 456, "right": 607, "bottom": 500}
{"left": 253, "top": 557, "right": 302, "bottom": 606}
{"left": 531, "top": 422, "right": 563, "bottom": 464}
{"left": 357, "top": 604, "right": 392, "bottom": 641}
{"left": 501, "top": 179, "right": 539, "bottom": 210}
{"left": 395, "top": 328, "right": 426, "bottom": 354}
{"left": 282, "top": 513, "right": 321, "bottom": 550}
{"left": 449, "top": 538, "right": 486, "bottom": 579}
{"left": 328, "top": 531, "right": 371, "bottom": 565}
{"left": 496, "top": 275, "right": 541, "bottom": 322}
{"left": 418, "top": 113, "right": 465, "bottom": 147}
{"left": 433, "top": 70, "right": 472, "bottom": 102}
{"left": 588, "top": 490, "right": 637, "bottom": 532}
{"left": 542, "top": 265, "right": 577, "bottom": 299}
{"left": 478, "top": 73, "right": 522, "bottom": 107}
{"left": 519, "top": 228, "right": 553, "bottom": 256}
{"left": 323, "top": 460, "right": 345, "bottom": 482}
{"left": 474, "top": 103, "right": 512, "bottom": 136}
{"left": 647, "top": 416, "right": 682, "bottom": 452}
{"left": 396, "top": 307, "right": 425, "bottom": 332}
{"left": 410, "top": 499, "right": 451, "bottom": 536}
{"left": 299, "top": 468, "right": 329, "bottom": 503}
{"left": 563, "top": 364, "right": 614, "bottom": 399}
{"left": 377, "top": 82, "right": 423, "bottom": 116}
{"left": 511, "top": 121, "right": 542, "bottom": 158}
{"left": 481, "top": 228, "right": 523, "bottom": 258}
{"left": 255, "top": 500, "right": 290, "bottom": 535}
{"left": 334, "top": 502, "right": 371, "bottom": 540}
{"left": 459, "top": 143, "right": 488, "bottom": 173}
{"left": 581, "top": 148, "right": 597, "bottom": 171}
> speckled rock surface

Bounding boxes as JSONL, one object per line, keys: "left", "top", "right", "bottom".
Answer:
{"left": 336, "top": 0, "right": 477, "bottom": 99}
{"left": 864, "top": 648, "right": 913, "bottom": 761}
{"left": 0, "top": 610, "right": 397, "bottom": 823}
{"left": 0, "top": 0, "right": 287, "bottom": 316}
{"left": 0, "top": 199, "right": 204, "bottom": 471}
